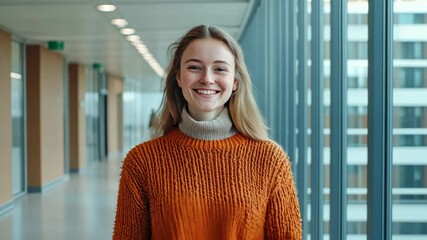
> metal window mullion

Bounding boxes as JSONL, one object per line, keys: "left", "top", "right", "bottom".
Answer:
{"left": 367, "top": 0, "right": 393, "bottom": 239}
{"left": 311, "top": 0, "right": 325, "bottom": 238}
{"left": 267, "top": 0, "right": 277, "bottom": 141}
{"left": 262, "top": 0, "right": 270, "bottom": 130}
{"left": 288, "top": 0, "right": 297, "bottom": 175}
{"left": 296, "top": 0, "right": 308, "bottom": 239}
{"left": 278, "top": 0, "right": 287, "bottom": 148}
{"left": 271, "top": 0, "right": 282, "bottom": 145}
{"left": 330, "top": 0, "right": 348, "bottom": 239}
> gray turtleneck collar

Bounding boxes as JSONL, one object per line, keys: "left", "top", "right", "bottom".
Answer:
{"left": 178, "top": 107, "right": 237, "bottom": 140}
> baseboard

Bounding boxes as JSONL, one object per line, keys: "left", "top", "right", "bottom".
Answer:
{"left": 27, "top": 175, "right": 70, "bottom": 193}
{"left": 0, "top": 200, "right": 14, "bottom": 216}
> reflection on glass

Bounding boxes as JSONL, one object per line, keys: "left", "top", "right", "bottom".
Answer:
{"left": 11, "top": 41, "right": 25, "bottom": 195}
{"left": 85, "top": 68, "right": 100, "bottom": 162}
{"left": 346, "top": 0, "right": 368, "bottom": 238}
{"left": 122, "top": 80, "right": 162, "bottom": 150}
{"left": 323, "top": 1, "right": 331, "bottom": 238}
{"left": 393, "top": 0, "right": 427, "bottom": 238}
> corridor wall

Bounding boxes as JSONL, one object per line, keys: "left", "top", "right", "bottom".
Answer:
{"left": 0, "top": 29, "right": 13, "bottom": 212}
{"left": 68, "top": 63, "right": 86, "bottom": 172}
{"left": 107, "top": 75, "right": 123, "bottom": 156}
{"left": 26, "top": 45, "right": 65, "bottom": 192}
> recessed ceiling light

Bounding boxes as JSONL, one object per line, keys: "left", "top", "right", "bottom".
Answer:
{"left": 120, "top": 28, "right": 135, "bottom": 35}
{"left": 135, "top": 44, "right": 147, "bottom": 50}
{"left": 127, "top": 35, "right": 140, "bottom": 42}
{"left": 132, "top": 41, "right": 143, "bottom": 47}
{"left": 96, "top": 4, "right": 116, "bottom": 12}
{"left": 143, "top": 53, "right": 154, "bottom": 61}
{"left": 111, "top": 19, "right": 128, "bottom": 27}
{"left": 137, "top": 49, "right": 149, "bottom": 55}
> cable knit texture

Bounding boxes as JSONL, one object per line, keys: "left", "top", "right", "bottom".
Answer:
{"left": 113, "top": 110, "right": 302, "bottom": 239}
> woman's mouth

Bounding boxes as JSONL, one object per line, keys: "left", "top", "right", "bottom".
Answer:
{"left": 194, "top": 89, "right": 219, "bottom": 95}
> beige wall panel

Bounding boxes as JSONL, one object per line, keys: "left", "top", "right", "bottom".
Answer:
{"left": 26, "top": 45, "right": 42, "bottom": 187}
{"left": 68, "top": 63, "right": 86, "bottom": 171}
{"left": 107, "top": 75, "right": 123, "bottom": 154}
{"left": 0, "top": 30, "right": 13, "bottom": 204}
{"left": 26, "top": 45, "right": 65, "bottom": 189}
{"left": 39, "top": 47, "right": 64, "bottom": 185}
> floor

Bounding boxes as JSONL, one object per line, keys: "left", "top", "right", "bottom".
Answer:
{"left": 0, "top": 157, "right": 123, "bottom": 240}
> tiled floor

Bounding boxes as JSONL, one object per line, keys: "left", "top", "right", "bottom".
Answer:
{"left": 0, "top": 157, "right": 123, "bottom": 240}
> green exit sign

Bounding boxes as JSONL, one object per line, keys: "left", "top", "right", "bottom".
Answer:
{"left": 48, "top": 41, "right": 64, "bottom": 51}
{"left": 93, "top": 63, "right": 103, "bottom": 70}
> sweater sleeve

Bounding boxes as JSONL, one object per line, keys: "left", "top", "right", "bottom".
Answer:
{"left": 113, "top": 151, "right": 151, "bottom": 239}
{"left": 265, "top": 153, "right": 302, "bottom": 240}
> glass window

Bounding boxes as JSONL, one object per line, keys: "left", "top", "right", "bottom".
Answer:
{"left": 394, "top": 135, "right": 427, "bottom": 146}
{"left": 122, "top": 80, "right": 162, "bottom": 150}
{"left": 348, "top": 14, "right": 368, "bottom": 25}
{"left": 393, "top": 1, "right": 427, "bottom": 239}
{"left": 394, "top": 107, "right": 424, "bottom": 128}
{"left": 395, "top": 13, "right": 427, "bottom": 24}
{"left": 348, "top": 42, "right": 368, "bottom": 59}
{"left": 395, "top": 42, "right": 426, "bottom": 59}
{"left": 394, "top": 67, "right": 426, "bottom": 88}
{"left": 347, "top": 0, "right": 368, "bottom": 238}
{"left": 85, "top": 67, "right": 100, "bottom": 162}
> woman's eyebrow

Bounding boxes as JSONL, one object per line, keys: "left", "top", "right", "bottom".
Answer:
{"left": 184, "top": 58, "right": 232, "bottom": 67}
{"left": 184, "top": 58, "right": 202, "bottom": 64}
{"left": 213, "top": 60, "right": 232, "bottom": 67}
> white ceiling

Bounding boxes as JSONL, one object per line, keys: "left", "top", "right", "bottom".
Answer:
{"left": 0, "top": 0, "right": 254, "bottom": 91}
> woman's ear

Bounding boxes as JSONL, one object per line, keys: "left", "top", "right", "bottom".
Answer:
{"left": 176, "top": 72, "right": 181, "bottom": 87}
{"left": 232, "top": 79, "right": 238, "bottom": 91}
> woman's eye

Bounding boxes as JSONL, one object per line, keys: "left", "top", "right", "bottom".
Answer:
{"left": 188, "top": 65, "right": 201, "bottom": 70}
{"left": 215, "top": 67, "right": 227, "bottom": 72}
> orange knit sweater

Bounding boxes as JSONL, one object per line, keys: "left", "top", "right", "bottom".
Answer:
{"left": 113, "top": 129, "right": 302, "bottom": 239}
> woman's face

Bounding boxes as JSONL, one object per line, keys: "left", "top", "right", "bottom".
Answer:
{"left": 177, "top": 38, "right": 237, "bottom": 121}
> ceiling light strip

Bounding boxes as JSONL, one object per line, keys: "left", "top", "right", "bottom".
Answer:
{"left": 99, "top": 3, "right": 164, "bottom": 77}
{"left": 111, "top": 19, "right": 128, "bottom": 27}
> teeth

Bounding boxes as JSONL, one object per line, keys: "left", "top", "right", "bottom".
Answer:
{"left": 196, "top": 89, "right": 216, "bottom": 95}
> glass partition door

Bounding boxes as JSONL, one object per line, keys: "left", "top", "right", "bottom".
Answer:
{"left": 11, "top": 40, "right": 25, "bottom": 196}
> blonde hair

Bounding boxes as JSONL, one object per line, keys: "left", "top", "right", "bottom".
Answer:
{"left": 152, "top": 25, "right": 268, "bottom": 141}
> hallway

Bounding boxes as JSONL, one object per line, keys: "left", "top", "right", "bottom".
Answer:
{"left": 0, "top": 157, "right": 123, "bottom": 240}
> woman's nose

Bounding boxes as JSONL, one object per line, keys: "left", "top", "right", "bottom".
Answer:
{"left": 200, "top": 70, "right": 214, "bottom": 84}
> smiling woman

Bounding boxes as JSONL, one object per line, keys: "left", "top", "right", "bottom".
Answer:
{"left": 154, "top": 25, "right": 270, "bottom": 141}
{"left": 177, "top": 38, "right": 237, "bottom": 121}
{"left": 112, "top": 25, "right": 302, "bottom": 240}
